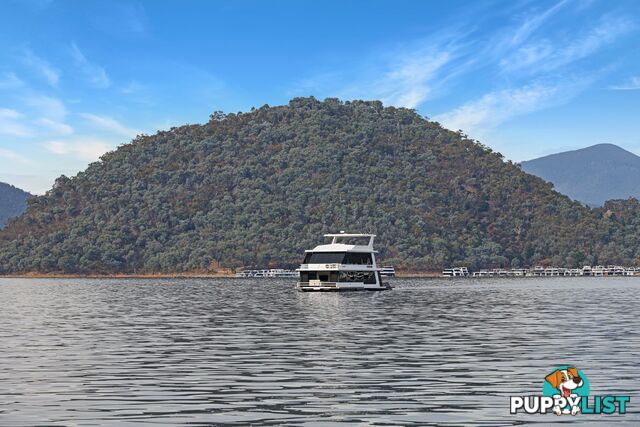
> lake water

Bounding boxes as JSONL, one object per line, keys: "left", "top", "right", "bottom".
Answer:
{"left": 0, "top": 277, "right": 638, "bottom": 425}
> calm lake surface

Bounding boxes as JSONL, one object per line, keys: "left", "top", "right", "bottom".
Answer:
{"left": 0, "top": 277, "right": 638, "bottom": 426}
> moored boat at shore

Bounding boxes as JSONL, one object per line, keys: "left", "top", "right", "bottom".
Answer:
{"left": 442, "top": 267, "right": 469, "bottom": 277}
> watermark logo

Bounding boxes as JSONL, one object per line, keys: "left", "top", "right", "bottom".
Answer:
{"left": 543, "top": 366, "right": 589, "bottom": 415}
{"left": 510, "top": 366, "right": 630, "bottom": 416}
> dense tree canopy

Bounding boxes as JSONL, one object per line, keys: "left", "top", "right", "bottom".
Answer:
{"left": 0, "top": 97, "right": 639, "bottom": 274}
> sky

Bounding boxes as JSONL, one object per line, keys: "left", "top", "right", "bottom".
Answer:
{"left": 1, "top": 0, "right": 639, "bottom": 194}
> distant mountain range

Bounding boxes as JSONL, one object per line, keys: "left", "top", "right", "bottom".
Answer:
{"left": 521, "top": 144, "right": 640, "bottom": 206}
{"left": 0, "top": 182, "right": 31, "bottom": 228}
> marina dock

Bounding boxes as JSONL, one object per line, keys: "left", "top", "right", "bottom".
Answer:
{"left": 443, "top": 265, "right": 639, "bottom": 278}
{"left": 235, "top": 269, "right": 298, "bottom": 278}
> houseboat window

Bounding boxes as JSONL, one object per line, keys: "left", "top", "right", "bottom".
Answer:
{"left": 300, "top": 271, "right": 338, "bottom": 282}
{"left": 303, "top": 252, "right": 373, "bottom": 265}
{"left": 303, "top": 252, "right": 346, "bottom": 264}
{"left": 344, "top": 253, "right": 373, "bottom": 265}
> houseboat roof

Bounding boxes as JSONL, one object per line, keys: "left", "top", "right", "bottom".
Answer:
{"left": 306, "top": 233, "right": 377, "bottom": 253}
{"left": 306, "top": 243, "right": 377, "bottom": 253}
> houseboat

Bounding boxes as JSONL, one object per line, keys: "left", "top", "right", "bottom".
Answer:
{"left": 296, "top": 233, "right": 392, "bottom": 291}
{"left": 442, "top": 267, "right": 469, "bottom": 277}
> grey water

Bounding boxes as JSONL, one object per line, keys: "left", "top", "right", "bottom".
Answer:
{"left": 0, "top": 277, "right": 638, "bottom": 426}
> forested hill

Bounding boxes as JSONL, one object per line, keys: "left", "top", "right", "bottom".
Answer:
{"left": 0, "top": 182, "right": 31, "bottom": 228}
{"left": 1, "top": 97, "right": 639, "bottom": 274}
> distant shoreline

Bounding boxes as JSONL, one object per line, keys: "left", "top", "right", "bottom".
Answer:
{"left": 0, "top": 271, "right": 443, "bottom": 279}
{"left": 0, "top": 272, "right": 236, "bottom": 279}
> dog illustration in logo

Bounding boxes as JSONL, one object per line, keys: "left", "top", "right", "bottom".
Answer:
{"left": 545, "top": 367, "right": 583, "bottom": 415}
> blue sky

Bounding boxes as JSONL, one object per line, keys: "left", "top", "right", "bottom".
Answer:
{"left": 1, "top": 0, "right": 639, "bottom": 194}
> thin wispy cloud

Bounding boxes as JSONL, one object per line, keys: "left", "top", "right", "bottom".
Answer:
{"left": 122, "top": 80, "right": 144, "bottom": 94}
{"left": 35, "top": 117, "right": 74, "bottom": 135}
{"left": 118, "top": 3, "right": 149, "bottom": 35}
{"left": 120, "top": 80, "right": 154, "bottom": 105}
{"left": 79, "top": 113, "right": 139, "bottom": 138}
{"left": 0, "top": 108, "right": 33, "bottom": 137}
{"left": 501, "top": 14, "right": 635, "bottom": 73}
{"left": 502, "top": 0, "right": 570, "bottom": 49}
{"left": 70, "top": 43, "right": 111, "bottom": 89}
{"left": 44, "top": 138, "right": 111, "bottom": 161}
{"left": 609, "top": 75, "right": 640, "bottom": 90}
{"left": 374, "top": 50, "right": 454, "bottom": 109}
{"left": 22, "top": 49, "right": 60, "bottom": 87}
{"left": 22, "top": 94, "right": 75, "bottom": 136}
{"left": 292, "top": 34, "right": 465, "bottom": 109}
{"left": 0, "top": 72, "right": 24, "bottom": 90}
{"left": 0, "top": 148, "right": 31, "bottom": 164}
{"left": 335, "top": 49, "right": 455, "bottom": 109}
{"left": 432, "top": 80, "right": 590, "bottom": 134}
{"left": 25, "top": 94, "right": 67, "bottom": 120}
